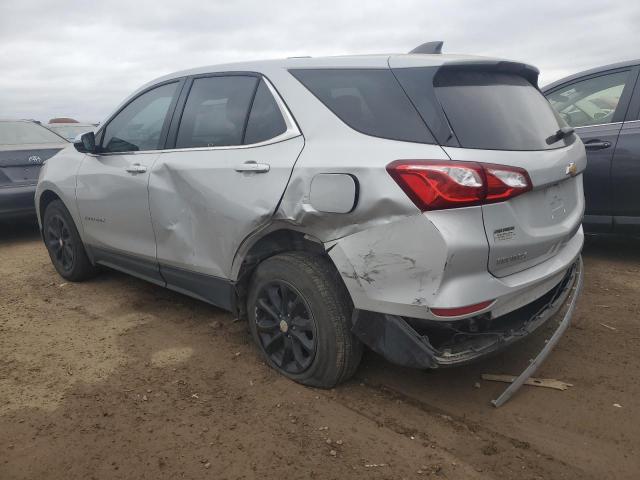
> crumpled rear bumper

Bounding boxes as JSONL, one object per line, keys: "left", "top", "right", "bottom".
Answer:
{"left": 352, "top": 257, "right": 582, "bottom": 372}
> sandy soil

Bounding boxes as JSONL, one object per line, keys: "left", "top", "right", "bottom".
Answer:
{"left": 1, "top": 220, "right": 638, "bottom": 479}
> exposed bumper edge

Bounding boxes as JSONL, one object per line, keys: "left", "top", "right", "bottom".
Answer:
{"left": 351, "top": 256, "right": 583, "bottom": 403}
{"left": 491, "top": 255, "right": 583, "bottom": 407}
{"left": 352, "top": 310, "right": 438, "bottom": 369}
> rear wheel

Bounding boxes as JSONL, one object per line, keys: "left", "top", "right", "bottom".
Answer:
{"left": 247, "top": 252, "right": 362, "bottom": 388}
{"left": 43, "top": 200, "right": 98, "bottom": 281}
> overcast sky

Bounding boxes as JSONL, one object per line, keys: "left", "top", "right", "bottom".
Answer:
{"left": 1, "top": 0, "right": 639, "bottom": 123}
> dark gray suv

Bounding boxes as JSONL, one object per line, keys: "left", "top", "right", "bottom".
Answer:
{"left": 543, "top": 60, "right": 640, "bottom": 234}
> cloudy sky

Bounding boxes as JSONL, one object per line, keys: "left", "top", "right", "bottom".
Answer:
{"left": 1, "top": 0, "right": 639, "bottom": 123}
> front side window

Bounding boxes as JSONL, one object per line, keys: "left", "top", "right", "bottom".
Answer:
{"left": 546, "top": 71, "right": 630, "bottom": 128}
{"left": 102, "top": 82, "right": 178, "bottom": 153}
{"left": 176, "top": 76, "right": 258, "bottom": 148}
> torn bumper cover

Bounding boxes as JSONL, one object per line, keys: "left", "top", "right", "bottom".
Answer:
{"left": 352, "top": 256, "right": 583, "bottom": 377}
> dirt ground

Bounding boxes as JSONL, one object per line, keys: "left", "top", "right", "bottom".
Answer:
{"left": 1, "top": 220, "right": 638, "bottom": 480}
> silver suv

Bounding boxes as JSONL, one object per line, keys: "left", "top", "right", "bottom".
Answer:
{"left": 36, "top": 50, "right": 585, "bottom": 389}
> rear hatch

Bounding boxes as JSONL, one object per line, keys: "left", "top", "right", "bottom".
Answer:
{"left": 0, "top": 144, "right": 65, "bottom": 187}
{"left": 392, "top": 60, "right": 586, "bottom": 277}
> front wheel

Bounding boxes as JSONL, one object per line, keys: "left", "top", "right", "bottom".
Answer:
{"left": 43, "top": 199, "right": 98, "bottom": 281}
{"left": 247, "top": 252, "right": 362, "bottom": 388}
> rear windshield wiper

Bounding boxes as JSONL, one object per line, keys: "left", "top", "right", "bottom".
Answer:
{"left": 546, "top": 126, "right": 574, "bottom": 145}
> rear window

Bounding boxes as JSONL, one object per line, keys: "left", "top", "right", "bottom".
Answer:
{"left": 433, "top": 70, "right": 569, "bottom": 151}
{"left": 290, "top": 69, "right": 435, "bottom": 144}
{"left": 0, "top": 121, "right": 66, "bottom": 146}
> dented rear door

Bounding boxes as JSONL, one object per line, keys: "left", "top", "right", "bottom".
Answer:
{"left": 149, "top": 137, "right": 304, "bottom": 279}
{"left": 148, "top": 74, "right": 304, "bottom": 281}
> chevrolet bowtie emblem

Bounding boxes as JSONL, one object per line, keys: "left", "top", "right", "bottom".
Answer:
{"left": 565, "top": 162, "right": 578, "bottom": 176}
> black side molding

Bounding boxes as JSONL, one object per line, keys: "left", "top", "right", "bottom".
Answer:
{"left": 90, "top": 246, "right": 165, "bottom": 286}
{"left": 161, "top": 264, "right": 234, "bottom": 311}
{"left": 88, "top": 246, "right": 234, "bottom": 311}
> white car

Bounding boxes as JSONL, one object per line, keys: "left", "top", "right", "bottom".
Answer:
{"left": 35, "top": 45, "right": 585, "bottom": 399}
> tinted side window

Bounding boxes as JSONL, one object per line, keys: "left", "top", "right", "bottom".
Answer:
{"left": 545, "top": 71, "right": 630, "bottom": 128}
{"left": 176, "top": 76, "right": 258, "bottom": 148}
{"left": 102, "top": 82, "right": 178, "bottom": 153}
{"left": 290, "top": 69, "right": 434, "bottom": 144}
{"left": 244, "top": 80, "right": 287, "bottom": 144}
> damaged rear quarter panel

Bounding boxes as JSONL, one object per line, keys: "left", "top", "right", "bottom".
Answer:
{"left": 329, "top": 206, "right": 491, "bottom": 319}
{"left": 328, "top": 214, "right": 448, "bottom": 318}
{"left": 274, "top": 136, "right": 450, "bottom": 241}
{"left": 268, "top": 64, "right": 452, "bottom": 242}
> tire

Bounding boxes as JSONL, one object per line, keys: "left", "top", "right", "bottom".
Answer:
{"left": 42, "top": 199, "right": 98, "bottom": 282}
{"left": 247, "top": 252, "right": 363, "bottom": 388}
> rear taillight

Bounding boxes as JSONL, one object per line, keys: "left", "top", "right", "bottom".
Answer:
{"left": 386, "top": 160, "right": 532, "bottom": 211}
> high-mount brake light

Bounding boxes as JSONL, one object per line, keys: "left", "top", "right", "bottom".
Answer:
{"left": 386, "top": 160, "right": 532, "bottom": 211}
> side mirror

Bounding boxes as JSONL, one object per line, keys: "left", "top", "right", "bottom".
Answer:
{"left": 74, "top": 131, "right": 96, "bottom": 153}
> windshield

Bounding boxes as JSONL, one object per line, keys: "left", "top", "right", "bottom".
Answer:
{"left": 0, "top": 121, "right": 67, "bottom": 146}
{"left": 47, "top": 124, "right": 94, "bottom": 141}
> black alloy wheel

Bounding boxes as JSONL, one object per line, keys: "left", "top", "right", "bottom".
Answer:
{"left": 45, "top": 213, "right": 75, "bottom": 273}
{"left": 254, "top": 280, "right": 317, "bottom": 374}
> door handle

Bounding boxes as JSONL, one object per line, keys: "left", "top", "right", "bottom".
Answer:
{"left": 125, "top": 163, "right": 147, "bottom": 174}
{"left": 234, "top": 161, "right": 270, "bottom": 173}
{"left": 584, "top": 140, "right": 611, "bottom": 150}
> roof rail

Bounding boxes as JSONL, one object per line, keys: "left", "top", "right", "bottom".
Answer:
{"left": 409, "top": 41, "right": 443, "bottom": 54}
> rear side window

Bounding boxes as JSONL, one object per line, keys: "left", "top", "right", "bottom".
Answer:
{"left": 176, "top": 76, "right": 258, "bottom": 148}
{"left": 244, "top": 80, "right": 287, "bottom": 144}
{"left": 290, "top": 69, "right": 434, "bottom": 144}
{"left": 433, "top": 70, "right": 568, "bottom": 151}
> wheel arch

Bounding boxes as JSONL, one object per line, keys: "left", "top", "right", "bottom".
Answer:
{"left": 38, "top": 189, "right": 63, "bottom": 219}
{"left": 37, "top": 188, "right": 88, "bottom": 247}
{"left": 232, "top": 227, "right": 339, "bottom": 318}
{"left": 37, "top": 189, "right": 65, "bottom": 240}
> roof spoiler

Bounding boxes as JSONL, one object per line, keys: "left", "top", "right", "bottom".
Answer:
{"left": 409, "top": 41, "right": 443, "bottom": 55}
{"left": 439, "top": 60, "right": 540, "bottom": 88}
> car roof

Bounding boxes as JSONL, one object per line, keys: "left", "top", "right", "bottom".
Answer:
{"left": 101, "top": 52, "right": 538, "bottom": 128}
{"left": 47, "top": 122, "right": 95, "bottom": 127}
{"left": 141, "top": 53, "right": 526, "bottom": 90}
{"left": 542, "top": 59, "right": 640, "bottom": 92}
{"left": 0, "top": 119, "right": 39, "bottom": 123}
